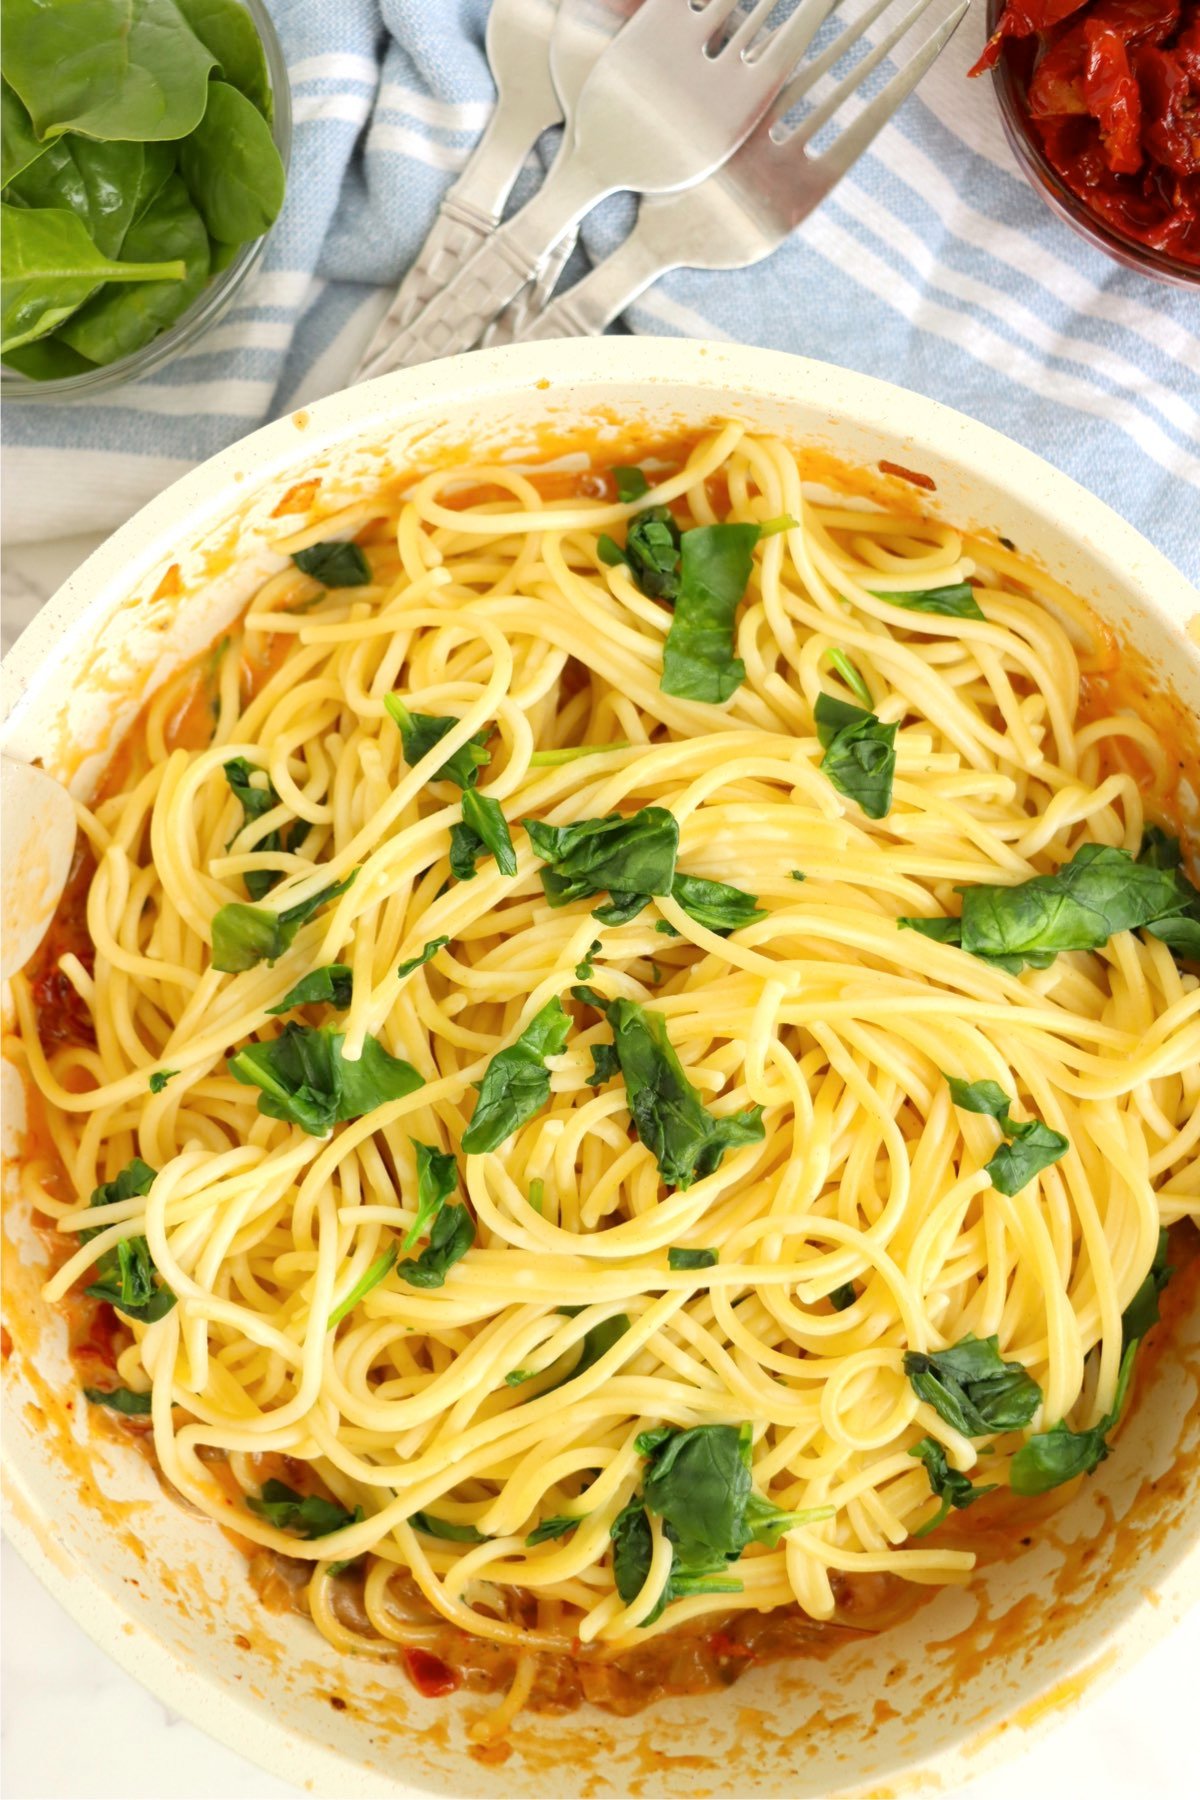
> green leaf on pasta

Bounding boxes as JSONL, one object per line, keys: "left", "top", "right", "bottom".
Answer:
{"left": 661, "top": 523, "right": 761, "bottom": 703}
{"left": 292, "top": 541, "right": 371, "bottom": 587}
{"left": 462, "top": 997, "right": 571, "bottom": 1155}
{"left": 1121, "top": 1229, "right": 1172, "bottom": 1346}
{"left": 815, "top": 692, "right": 897, "bottom": 820}
{"left": 1009, "top": 1341, "right": 1137, "bottom": 1496}
{"left": 669, "top": 873, "right": 765, "bottom": 936}
{"left": 248, "top": 1479, "right": 361, "bottom": 1537}
{"left": 403, "top": 1140, "right": 459, "bottom": 1250}
{"left": 211, "top": 871, "right": 356, "bottom": 973}
{"left": 267, "top": 964, "right": 353, "bottom": 1013}
{"left": 527, "top": 807, "right": 678, "bottom": 924}
{"left": 83, "top": 1384, "right": 153, "bottom": 1416}
{"left": 228, "top": 1022, "right": 423, "bottom": 1136}
{"left": 395, "top": 1202, "right": 474, "bottom": 1289}
{"left": 908, "top": 1436, "right": 996, "bottom": 1536}
{"left": 872, "top": 582, "right": 984, "bottom": 621}
{"left": 903, "top": 1334, "right": 1042, "bottom": 1438}
{"left": 944, "top": 1074, "right": 1069, "bottom": 1195}
{"left": 668, "top": 1248, "right": 718, "bottom": 1270}
{"left": 397, "top": 937, "right": 448, "bottom": 979}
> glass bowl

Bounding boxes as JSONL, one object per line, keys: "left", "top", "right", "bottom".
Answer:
{"left": 0, "top": 0, "right": 292, "bottom": 402}
{"left": 986, "top": 0, "right": 1199, "bottom": 290}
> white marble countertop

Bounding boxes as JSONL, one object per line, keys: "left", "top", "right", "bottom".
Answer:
{"left": 4, "top": 536, "right": 1199, "bottom": 1800}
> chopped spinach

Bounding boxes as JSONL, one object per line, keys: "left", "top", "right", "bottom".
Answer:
{"left": 395, "top": 1203, "right": 474, "bottom": 1289}
{"left": 80, "top": 1158, "right": 176, "bottom": 1323}
{"left": 385, "top": 700, "right": 491, "bottom": 788}
{"left": 1009, "top": 1340, "right": 1137, "bottom": 1496}
{"left": 1121, "top": 1229, "right": 1172, "bottom": 1346}
{"left": 642, "top": 1423, "right": 829, "bottom": 1559}
{"left": 211, "top": 870, "right": 356, "bottom": 974}
{"left": 410, "top": 1512, "right": 486, "bottom": 1544}
{"left": 829, "top": 1282, "right": 857, "bottom": 1311}
{"left": 872, "top": 582, "right": 984, "bottom": 621}
{"left": 397, "top": 936, "right": 448, "bottom": 979}
{"left": 148, "top": 1069, "right": 177, "bottom": 1093}
{"left": 582, "top": 994, "right": 764, "bottom": 1190}
{"left": 668, "top": 872, "right": 765, "bottom": 937}
{"left": 291, "top": 540, "right": 371, "bottom": 588}
{"left": 83, "top": 1384, "right": 153, "bottom": 1416}
{"left": 526, "top": 1514, "right": 584, "bottom": 1546}
{"left": 266, "top": 964, "right": 353, "bottom": 1014}
{"left": 527, "top": 806, "right": 678, "bottom": 925}
{"left": 904, "top": 1333, "right": 1042, "bottom": 1437}
{"left": 223, "top": 756, "right": 291, "bottom": 901}
{"left": 610, "top": 1495, "right": 743, "bottom": 1626}
{"left": 599, "top": 504, "right": 682, "bottom": 600}
{"left": 668, "top": 1247, "right": 718, "bottom": 1270}
{"left": 248, "top": 1479, "right": 361, "bottom": 1538}
{"left": 908, "top": 1436, "right": 996, "bottom": 1536}
{"left": 824, "top": 648, "right": 872, "bottom": 706}
{"left": 661, "top": 523, "right": 761, "bottom": 703}
{"left": 462, "top": 996, "right": 571, "bottom": 1154}
{"left": 228, "top": 1023, "right": 423, "bottom": 1136}
{"left": 899, "top": 844, "right": 1196, "bottom": 974}
{"left": 575, "top": 938, "right": 603, "bottom": 980}
{"left": 612, "top": 465, "right": 649, "bottom": 502}
{"left": 403, "top": 1139, "right": 459, "bottom": 1250}
{"left": 815, "top": 692, "right": 897, "bottom": 820}
{"left": 528, "top": 740, "right": 631, "bottom": 767}
{"left": 944, "top": 1074, "right": 1069, "bottom": 1195}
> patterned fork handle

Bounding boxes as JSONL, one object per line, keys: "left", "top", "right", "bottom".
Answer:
{"left": 483, "top": 232, "right": 579, "bottom": 346}
{"left": 512, "top": 229, "right": 669, "bottom": 340}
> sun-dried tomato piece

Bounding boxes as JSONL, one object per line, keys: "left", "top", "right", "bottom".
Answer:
{"left": 1030, "top": 26, "right": 1091, "bottom": 114}
{"left": 1084, "top": 23, "right": 1145, "bottom": 169}
{"left": 970, "top": 0, "right": 1089, "bottom": 75}
{"left": 1136, "top": 43, "right": 1200, "bottom": 173}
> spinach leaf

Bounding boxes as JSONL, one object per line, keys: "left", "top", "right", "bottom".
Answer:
{"left": 527, "top": 807, "right": 678, "bottom": 924}
{"left": 824, "top": 648, "right": 872, "bottom": 706}
{"left": 57, "top": 173, "right": 209, "bottom": 362}
{"left": 459, "top": 787, "right": 517, "bottom": 878}
{"left": 661, "top": 523, "right": 761, "bottom": 703}
{"left": 815, "top": 692, "right": 898, "bottom": 820}
{"left": 228, "top": 1022, "right": 423, "bottom": 1136}
{"left": 613, "top": 465, "right": 649, "bottom": 502}
{"left": 403, "top": 1139, "right": 458, "bottom": 1250}
{"left": 386, "top": 700, "right": 491, "bottom": 788}
{"left": 178, "top": 78, "right": 284, "bottom": 242}
{"left": 1, "top": 333, "right": 95, "bottom": 378}
{"left": 5, "top": 136, "right": 147, "bottom": 258}
{"left": 574, "top": 938, "right": 602, "bottom": 980}
{"left": 266, "top": 964, "right": 353, "bottom": 1014}
{"left": 554, "top": 1313, "right": 630, "bottom": 1388}
{"left": 461, "top": 996, "right": 570, "bottom": 1155}
{"left": 589, "top": 995, "right": 763, "bottom": 1190}
{"left": 1009, "top": 1340, "right": 1137, "bottom": 1496}
{"left": 85, "top": 1233, "right": 176, "bottom": 1322}
{"left": 292, "top": 540, "right": 371, "bottom": 588}
{"left": 526, "top": 1514, "right": 584, "bottom": 1546}
{"left": 904, "top": 844, "right": 1195, "bottom": 975}
{"left": 587, "top": 1041, "right": 619, "bottom": 1088}
{"left": 873, "top": 582, "right": 985, "bottom": 621}
{"left": 1121, "top": 1229, "right": 1172, "bottom": 1346}
{"left": 1137, "top": 825, "right": 1181, "bottom": 870}
{"left": 668, "top": 873, "right": 765, "bottom": 936}
{"left": 903, "top": 1334, "right": 1041, "bottom": 1438}
{"left": 2, "top": 77, "right": 44, "bottom": 185}
{"left": 397, "top": 936, "right": 448, "bottom": 979}
{"left": 610, "top": 1496, "right": 743, "bottom": 1627}
{"left": 668, "top": 1248, "right": 717, "bottom": 1270}
{"left": 395, "top": 1202, "right": 473, "bottom": 1289}
{"left": 411, "top": 1512, "right": 486, "bottom": 1543}
{"left": 908, "top": 1436, "right": 996, "bottom": 1536}
{"left": 148, "top": 1068, "right": 177, "bottom": 1092}
{"left": 175, "top": 0, "right": 273, "bottom": 119}
{"left": 211, "top": 870, "right": 355, "bottom": 973}
{"left": 944, "top": 1074, "right": 1069, "bottom": 1195}
{"left": 3, "top": 0, "right": 215, "bottom": 143}
{"left": 249, "top": 1479, "right": 361, "bottom": 1538}
{"left": 79, "top": 1157, "right": 176, "bottom": 1323}
{"left": 83, "top": 1384, "right": 153, "bottom": 1416}
{"left": 223, "top": 756, "right": 290, "bottom": 900}
{"left": 641, "top": 1423, "right": 826, "bottom": 1558}
{"left": 829, "top": 1282, "right": 857, "bottom": 1311}
{"left": 1, "top": 201, "right": 184, "bottom": 352}
{"left": 328, "top": 1243, "right": 398, "bottom": 1328}
{"left": 599, "top": 505, "right": 681, "bottom": 600}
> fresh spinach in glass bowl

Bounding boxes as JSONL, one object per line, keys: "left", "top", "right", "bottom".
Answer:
{"left": 0, "top": 0, "right": 290, "bottom": 400}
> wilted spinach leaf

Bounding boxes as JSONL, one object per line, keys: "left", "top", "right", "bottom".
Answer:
{"left": 903, "top": 1334, "right": 1041, "bottom": 1438}
{"left": 944, "top": 1074, "right": 1069, "bottom": 1195}
{"left": 661, "top": 523, "right": 761, "bottom": 704}
{"left": 461, "top": 996, "right": 570, "bottom": 1154}
{"left": 908, "top": 1436, "right": 996, "bottom": 1536}
{"left": 872, "top": 582, "right": 984, "bottom": 621}
{"left": 815, "top": 692, "right": 897, "bottom": 820}
{"left": 395, "top": 1202, "right": 474, "bottom": 1289}
{"left": 403, "top": 1139, "right": 459, "bottom": 1250}
{"left": 249, "top": 1479, "right": 361, "bottom": 1537}
{"left": 527, "top": 807, "right": 678, "bottom": 924}
{"left": 1009, "top": 1340, "right": 1137, "bottom": 1496}
{"left": 266, "top": 964, "right": 353, "bottom": 1014}
{"left": 211, "top": 869, "right": 356, "bottom": 973}
{"left": 292, "top": 540, "right": 371, "bottom": 587}
{"left": 229, "top": 1022, "right": 422, "bottom": 1135}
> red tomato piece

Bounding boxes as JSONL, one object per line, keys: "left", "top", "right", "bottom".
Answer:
{"left": 969, "top": 0, "right": 1089, "bottom": 76}
{"left": 1084, "top": 23, "right": 1145, "bottom": 169}
{"left": 1176, "top": 18, "right": 1200, "bottom": 83}
{"left": 1086, "top": 0, "right": 1180, "bottom": 44}
{"left": 1030, "top": 26, "right": 1091, "bottom": 114}
{"left": 402, "top": 1647, "right": 460, "bottom": 1698}
{"left": 1136, "top": 44, "right": 1200, "bottom": 173}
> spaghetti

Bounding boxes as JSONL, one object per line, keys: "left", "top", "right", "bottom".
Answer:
{"left": 9, "top": 425, "right": 1200, "bottom": 1722}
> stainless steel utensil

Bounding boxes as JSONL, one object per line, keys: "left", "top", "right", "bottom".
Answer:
{"left": 487, "top": 0, "right": 645, "bottom": 347}
{"left": 513, "top": 0, "right": 971, "bottom": 341}
{"left": 356, "top": 0, "right": 838, "bottom": 379}
{"left": 352, "top": 0, "right": 561, "bottom": 375}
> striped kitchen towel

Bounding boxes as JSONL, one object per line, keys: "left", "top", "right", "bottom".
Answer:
{"left": 2, "top": 0, "right": 1198, "bottom": 580}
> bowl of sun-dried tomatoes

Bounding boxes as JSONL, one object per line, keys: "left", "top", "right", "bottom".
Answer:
{"left": 973, "top": 1, "right": 1199, "bottom": 283}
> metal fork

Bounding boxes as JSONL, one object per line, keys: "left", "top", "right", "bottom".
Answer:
{"left": 352, "top": 0, "right": 561, "bottom": 371}
{"left": 356, "top": 0, "right": 839, "bottom": 379}
{"left": 486, "top": 0, "right": 645, "bottom": 347}
{"left": 512, "top": 0, "right": 971, "bottom": 341}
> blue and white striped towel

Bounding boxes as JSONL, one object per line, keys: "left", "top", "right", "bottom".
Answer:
{"left": 3, "top": 1, "right": 1198, "bottom": 580}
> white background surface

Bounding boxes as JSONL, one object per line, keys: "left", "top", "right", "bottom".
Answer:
{"left": 4, "top": 537, "right": 1199, "bottom": 1800}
